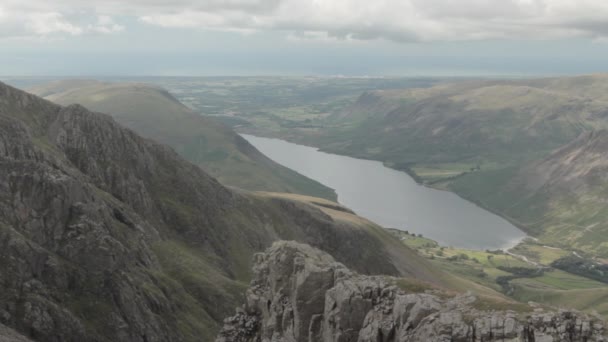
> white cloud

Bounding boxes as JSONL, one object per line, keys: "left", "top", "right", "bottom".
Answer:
{"left": 26, "top": 12, "right": 83, "bottom": 36}
{"left": 0, "top": 10, "right": 80, "bottom": 39}
{"left": 3, "top": 0, "right": 608, "bottom": 42}
{"left": 88, "top": 15, "right": 124, "bottom": 34}
{"left": 0, "top": 3, "right": 123, "bottom": 39}
{"left": 121, "top": 0, "right": 608, "bottom": 42}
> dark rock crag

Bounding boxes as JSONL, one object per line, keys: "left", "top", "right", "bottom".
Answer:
{"left": 217, "top": 241, "right": 607, "bottom": 342}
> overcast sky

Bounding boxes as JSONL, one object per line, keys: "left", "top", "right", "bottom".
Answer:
{"left": 2, "top": 0, "right": 608, "bottom": 76}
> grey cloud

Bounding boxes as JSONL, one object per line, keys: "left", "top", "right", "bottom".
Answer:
{"left": 3, "top": 0, "right": 608, "bottom": 42}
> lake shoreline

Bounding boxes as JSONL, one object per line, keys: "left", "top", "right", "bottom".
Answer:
{"left": 242, "top": 133, "right": 527, "bottom": 251}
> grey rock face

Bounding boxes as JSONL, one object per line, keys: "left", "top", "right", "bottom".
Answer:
{"left": 0, "top": 82, "right": 191, "bottom": 342}
{"left": 217, "top": 241, "right": 607, "bottom": 342}
{"left": 0, "top": 81, "right": 266, "bottom": 342}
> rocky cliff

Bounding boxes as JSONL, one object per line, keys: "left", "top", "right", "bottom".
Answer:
{"left": 0, "top": 81, "right": 446, "bottom": 341}
{"left": 217, "top": 241, "right": 607, "bottom": 342}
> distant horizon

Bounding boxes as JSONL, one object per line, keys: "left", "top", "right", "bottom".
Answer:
{"left": 3, "top": 71, "right": 607, "bottom": 79}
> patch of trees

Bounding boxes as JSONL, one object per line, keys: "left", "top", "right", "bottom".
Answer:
{"left": 446, "top": 253, "right": 470, "bottom": 262}
{"left": 495, "top": 266, "right": 544, "bottom": 295}
{"left": 280, "top": 120, "right": 321, "bottom": 129}
{"left": 425, "top": 172, "right": 469, "bottom": 186}
{"left": 392, "top": 163, "right": 424, "bottom": 184}
{"left": 214, "top": 115, "right": 253, "bottom": 128}
{"left": 497, "top": 266, "right": 543, "bottom": 277}
{"left": 551, "top": 255, "right": 608, "bottom": 284}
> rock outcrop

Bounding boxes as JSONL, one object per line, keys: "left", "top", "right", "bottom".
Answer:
{"left": 217, "top": 241, "right": 607, "bottom": 342}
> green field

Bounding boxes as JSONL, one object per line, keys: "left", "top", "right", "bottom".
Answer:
{"left": 510, "top": 243, "right": 570, "bottom": 265}
{"left": 389, "top": 229, "right": 608, "bottom": 317}
{"left": 512, "top": 286, "right": 608, "bottom": 316}
{"left": 515, "top": 269, "right": 605, "bottom": 291}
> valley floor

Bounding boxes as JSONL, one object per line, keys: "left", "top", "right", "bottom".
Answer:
{"left": 390, "top": 229, "right": 608, "bottom": 318}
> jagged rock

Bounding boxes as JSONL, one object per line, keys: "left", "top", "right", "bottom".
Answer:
{"left": 217, "top": 241, "right": 607, "bottom": 342}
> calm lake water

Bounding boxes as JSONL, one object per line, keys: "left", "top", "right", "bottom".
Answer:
{"left": 243, "top": 134, "right": 526, "bottom": 250}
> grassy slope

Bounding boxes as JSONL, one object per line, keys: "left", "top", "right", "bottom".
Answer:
{"left": 28, "top": 80, "right": 336, "bottom": 200}
{"left": 254, "top": 193, "right": 512, "bottom": 300}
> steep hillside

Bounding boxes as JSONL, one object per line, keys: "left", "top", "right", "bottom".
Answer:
{"left": 455, "top": 130, "right": 608, "bottom": 255}
{"left": 0, "top": 81, "right": 454, "bottom": 341}
{"left": 28, "top": 80, "right": 336, "bottom": 200}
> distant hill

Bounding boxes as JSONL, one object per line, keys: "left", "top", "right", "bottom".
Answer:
{"left": 320, "top": 76, "right": 608, "bottom": 167}
{"left": 29, "top": 80, "right": 337, "bottom": 200}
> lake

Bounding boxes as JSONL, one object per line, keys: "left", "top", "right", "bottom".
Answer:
{"left": 242, "top": 134, "right": 526, "bottom": 250}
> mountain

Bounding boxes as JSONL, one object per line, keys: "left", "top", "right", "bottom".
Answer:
{"left": 0, "top": 81, "right": 458, "bottom": 341}
{"left": 27, "top": 80, "right": 336, "bottom": 200}
{"left": 216, "top": 241, "right": 607, "bottom": 342}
